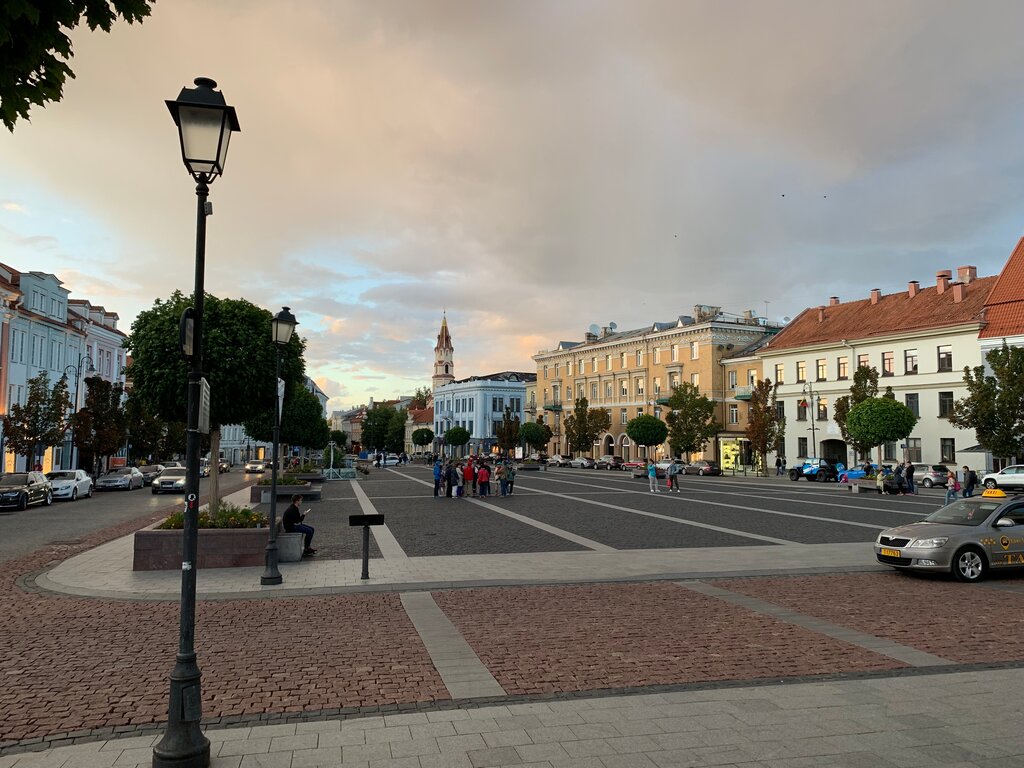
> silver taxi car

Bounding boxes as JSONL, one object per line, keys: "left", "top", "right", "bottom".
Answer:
{"left": 875, "top": 488, "right": 1024, "bottom": 582}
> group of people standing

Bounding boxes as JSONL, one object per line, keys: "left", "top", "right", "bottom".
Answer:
{"left": 433, "top": 458, "right": 518, "bottom": 498}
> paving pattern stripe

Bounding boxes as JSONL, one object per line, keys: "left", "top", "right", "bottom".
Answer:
{"left": 513, "top": 479, "right": 798, "bottom": 545}
{"left": 679, "top": 580, "right": 952, "bottom": 667}
{"left": 351, "top": 480, "right": 407, "bottom": 559}
{"left": 399, "top": 591, "right": 506, "bottom": 699}
{"left": 528, "top": 474, "right": 888, "bottom": 532}
{"left": 394, "top": 470, "right": 615, "bottom": 552}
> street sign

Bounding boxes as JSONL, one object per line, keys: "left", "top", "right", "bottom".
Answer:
{"left": 198, "top": 377, "right": 210, "bottom": 434}
{"left": 349, "top": 514, "right": 384, "bottom": 526}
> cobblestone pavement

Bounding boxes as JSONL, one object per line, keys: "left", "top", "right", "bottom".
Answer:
{"left": 3, "top": 467, "right": 1023, "bottom": 759}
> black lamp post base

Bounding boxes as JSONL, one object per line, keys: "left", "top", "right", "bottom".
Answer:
{"left": 260, "top": 572, "right": 283, "bottom": 585}
{"left": 152, "top": 734, "right": 210, "bottom": 768}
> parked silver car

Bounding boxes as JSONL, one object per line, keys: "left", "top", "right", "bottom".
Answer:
{"left": 916, "top": 464, "right": 953, "bottom": 488}
{"left": 96, "top": 467, "right": 144, "bottom": 491}
{"left": 152, "top": 467, "right": 187, "bottom": 494}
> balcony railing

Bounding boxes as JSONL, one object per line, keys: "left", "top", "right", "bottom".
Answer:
{"left": 543, "top": 398, "right": 562, "bottom": 412}
{"left": 734, "top": 385, "right": 753, "bottom": 401}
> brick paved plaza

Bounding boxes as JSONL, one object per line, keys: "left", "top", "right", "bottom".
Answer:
{"left": 2, "top": 466, "right": 1023, "bottom": 766}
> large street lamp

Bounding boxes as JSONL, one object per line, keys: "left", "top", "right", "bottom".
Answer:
{"left": 801, "top": 382, "right": 819, "bottom": 459}
{"left": 153, "top": 77, "right": 239, "bottom": 768}
{"left": 62, "top": 354, "right": 94, "bottom": 469}
{"left": 262, "top": 306, "right": 298, "bottom": 585}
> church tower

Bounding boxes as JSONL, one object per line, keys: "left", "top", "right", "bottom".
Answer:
{"left": 432, "top": 313, "right": 455, "bottom": 391}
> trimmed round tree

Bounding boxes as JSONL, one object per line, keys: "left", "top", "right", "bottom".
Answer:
{"left": 444, "top": 426, "right": 471, "bottom": 455}
{"left": 846, "top": 397, "right": 918, "bottom": 464}
{"left": 626, "top": 414, "right": 668, "bottom": 458}
{"left": 412, "top": 427, "right": 435, "bottom": 449}
{"left": 519, "top": 421, "right": 553, "bottom": 456}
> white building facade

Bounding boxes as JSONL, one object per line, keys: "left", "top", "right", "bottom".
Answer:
{"left": 432, "top": 372, "right": 535, "bottom": 456}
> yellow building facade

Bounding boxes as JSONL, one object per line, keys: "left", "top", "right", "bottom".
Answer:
{"left": 533, "top": 310, "right": 777, "bottom": 462}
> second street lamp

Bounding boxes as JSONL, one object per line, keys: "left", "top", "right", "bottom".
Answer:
{"left": 63, "top": 354, "right": 94, "bottom": 470}
{"left": 262, "top": 306, "right": 298, "bottom": 586}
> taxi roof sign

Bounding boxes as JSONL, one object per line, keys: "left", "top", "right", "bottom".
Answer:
{"left": 982, "top": 488, "right": 1007, "bottom": 498}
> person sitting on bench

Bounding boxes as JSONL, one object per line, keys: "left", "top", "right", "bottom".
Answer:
{"left": 282, "top": 494, "right": 316, "bottom": 555}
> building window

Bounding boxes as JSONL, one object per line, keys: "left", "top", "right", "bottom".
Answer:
{"left": 617, "top": 379, "right": 626, "bottom": 398}
{"left": 620, "top": 352, "right": 627, "bottom": 368}
{"left": 653, "top": 377, "right": 661, "bottom": 395}
{"left": 468, "top": 399, "right": 474, "bottom": 412}
{"left": 654, "top": 407, "right": 662, "bottom": 419}
{"left": 937, "top": 345, "right": 953, "bottom": 372}
{"left": 883, "top": 442, "right": 897, "bottom": 461}
{"left": 728, "top": 404, "right": 739, "bottom": 424}
{"left": 620, "top": 408, "right": 628, "bottom": 425}
{"left": 904, "top": 349, "right": 918, "bottom": 375}
{"left": 690, "top": 341, "right": 699, "bottom": 359}
{"left": 671, "top": 345, "right": 678, "bottom": 362}
{"left": 797, "top": 437, "right": 808, "bottom": 457}
{"left": 837, "top": 357, "right": 848, "bottom": 380}
{"left": 775, "top": 401, "right": 785, "bottom": 421}
{"left": 635, "top": 377, "right": 644, "bottom": 397}
{"left": 636, "top": 407, "right": 643, "bottom": 419}
{"left": 905, "top": 438, "right": 922, "bottom": 463}
{"left": 591, "top": 383, "right": 598, "bottom": 400}
{"left": 592, "top": 357, "right": 598, "bottom": 372}
{"left": 567, "top": 361, "right": 573, "bottom": 376}
{"left": 636, "top": 350, "right": 643, "bottom": 366}
{"left": 855, "top": 354, "right": 868, "bottom": 370}
{"left": 774, "top": 363, "right": 784, "bottom": 385}
{"left": 796, "top": 362, "right": 806, "bottom": 383}
{"left": 938, "top": 391, "right": 954, "bottom": 418}
{"left": 940, "top": 438, "right": 956, "bottom": 463}
{"left": 605, "top": 354, "right": 612, "bottom": 370}
{"left": 669, "top": 374, "right": 680, "bottom": 389}
{"left": 653, "top": 347, "right": 660, "bottom": 364}
{"left": 577, "top": 384, "right": 584, "bottom": 400}
{"left": 882, "top": 351, "right": 894, "bottom": 376}
{"left": 905, "top": 393, "right": 919, "bottom": 418}
{"left": 554, "top": 363, "right": 560, "bottom": 377}
{"left": 728, "top": 370, "right": 737, "bottom": 389}
{"left": 690, "top": 373, "right": 700, "bottom": 388}
{"left": 796, "top": 400, "right": 808, "bottom": 421}
{"left": 816, "top": 397, "right": 828, "bottom": 421}
{"left": 748, "top": 369, "right": 757, "bottom": 385}
{"left": 605, "top": 381, "right": 613, "bottom": 398}
{"left": 815, "top": 359, "right": 826, "bottom": 381}
{"left": 543, "top": 365, "right": 548, "bottom": 379}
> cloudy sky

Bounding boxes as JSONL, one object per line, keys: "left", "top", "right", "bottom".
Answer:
{"left": 3, "top": 0, "right": 1024, "bottom": 412}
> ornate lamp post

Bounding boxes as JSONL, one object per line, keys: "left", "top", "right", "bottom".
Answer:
{"left": 62, "top": 354, "right": 94, "bottom": 469}
{"left": 261, "top": 306, "right": 297, "bottom": 586}
{"left": 801, "top": 382, "right": 819, "bottom": 459}
{"left": 153, "top": 77, "right": 239, "bottom": 768}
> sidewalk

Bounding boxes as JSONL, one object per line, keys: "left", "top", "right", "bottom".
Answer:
{"left": 6, "top": 666, "right": 1021, "bottom": 767}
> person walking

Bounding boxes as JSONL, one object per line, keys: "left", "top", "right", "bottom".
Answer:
{"left": 904, "top": 462, "right": 916, "bottom": 494}
{"left": 496, "top": 462, "right": 509, "bottom": 496}
{"left": 471, "top": 462, "right": 479, "bottom": 496}
{"left": 775, "top": 456, "right": 784, "bottom": 476}
{"left": 432, "top": 459, "right": 442, "bottom": 498}
{"left": 893, "top": 464, "right": 907, "bottom": 496}
{"left": 961, "top": 466, "right": 976, "bottom": 498}
{"left": 507, "top": 461, "right": 517, "bottom": 495}
{"left": 647, "top": 459, "right": 660, "bottom": 493}
{"left": 445, "top": 462, "right": 456, "bottom": 498}
{"left": 667, "top": 458, "right": 681, "bottom": 492}
{"left": 876, "top": 468, "right": 886, "bottom": 494}
{"left": 477, "top": 464, "right": 491, "bottom": 497}
{"left": 455, "top": 462, "right": 465, "bottom": 497}
{"left": 944, "top": 470, "right": 960, "bottom": 505}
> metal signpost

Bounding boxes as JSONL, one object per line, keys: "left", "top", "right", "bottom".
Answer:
{"left": 349, "top": 514, "right": 384, "bottom": 579}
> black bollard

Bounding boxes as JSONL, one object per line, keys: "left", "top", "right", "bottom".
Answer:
{"left": 361, "top": 525, "right": 370, "bottom": 580}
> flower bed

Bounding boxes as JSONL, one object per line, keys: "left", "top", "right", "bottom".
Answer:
{"left": 135, "top": 502, "right": 269, "bottom": 571}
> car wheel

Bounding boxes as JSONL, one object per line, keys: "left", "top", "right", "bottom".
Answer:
{"left": 788, "top": 469, "right": 800, "bottom": 481}
{"left": 952, "top": 547, "right": 986, "bottom": 582}
{"left": 698, "top": 469, "right": 705, "bottom": 476}
{"left": 984, "top": 479, "right": 997, "bottom": 489}
{"left": 18, "top": 493, "right": 27, "bottom": 511}
{"left": 87, "top": 485, "right": 93, "bottom": 498}
{"left": 44, "top": 491, "right": 52, "bottom": 506}
{"left": 71, "top": 488, "right": 78, "bottom": 501}
{"left": 921, "top": 478, "right": 933, "bottom": 488}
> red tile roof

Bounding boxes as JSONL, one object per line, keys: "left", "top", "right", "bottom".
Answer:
{"left": 409, "top": 407, "right": 434, "bottom": 424}
{"left": 765, "top": 277, "right": 996, "bottom": 351}
{"left": 980, "top": 236, "right": 1024, "bottom": 338}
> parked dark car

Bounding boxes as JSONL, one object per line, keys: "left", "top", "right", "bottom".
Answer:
{"left": 137, "top": 464, "right": 165, "bottom": 486}
{"left": 684, "top": 460, "right": 721, "bottom": 476}
{"left": 595, "top": 455, "right": 624, "bottom": 470}
{"left": 0, "top": 471, "right": 53, "bottom": 509}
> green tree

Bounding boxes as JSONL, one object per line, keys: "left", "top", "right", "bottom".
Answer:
{"left": 494, "top": 406, "right": 522, "bottom": 455}
{"left": 663, "top": 383, "right": 721, "bottom": 458}
{"left": 70, "top": 375, "right": 127, "bottom": 476}
{"left": 951, "top": 342, "right": 1024, "bottom": 460}
{"left": 2, "top": 370, "right": 71, "bottom": 467}
{"left": 410, "top": 386, "right": 431, "bottom": 409}
{"left": 281, "top": 387, "right": 330, "bottom": 450}
{"left": 744, "top": 379, "right": 783, "bottom": 476}
{"left": 386, "top": 408, "right": 407, "bottom": 453}
{"left": 123, "top": 390, "right": 163, "bottom": 463}
{"left": 626, "top": 414, "right": 668, "bottom": 457}
{"left": 444, "top": 426, "right": 470, "bottom": 452}
{"left": 159, "top": 422, "right": 186, "bottom": 462}
{"left": 519, "top": 421, "right": 552, "bottom": 454}
{"left": 1, "top": 1, "right": 154, "bottom": 132}
{"left": 329, "top": 429, "right": 348, "bottom": 447}
{"left": 562, "top": 397, "right": 611, "bottom": 456}
{"left": 846, "top": 397, "right": 918, "bottom": 464}
{"left": 127, "top": 291, "right": 306, "bottom": 510}
{"left": 833, "top": 366, "right": 879, "bottom": 456}
{"left": 412, "top": 427, "right": 435, "bottom": 448}
{"left": 360, "top": 404, "right": 396, "bottom": 453}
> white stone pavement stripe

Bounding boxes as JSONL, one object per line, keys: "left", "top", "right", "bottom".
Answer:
{"left": 680, "top": 580, "right": 952, "bottom": 667}
{"left": 393, "top": 470, "right": 615, "bottom": 551}
{"left": 399, "top": 591, "right": 507, "bottom": 699}
{"left": 350, "top": 480, "right": 407, "bottom": 559}
{"left": 516, "top": 479, "right": 799, "bottom": 545}
{"left": 532, "top": 475, "right": 887, "bottom": 532}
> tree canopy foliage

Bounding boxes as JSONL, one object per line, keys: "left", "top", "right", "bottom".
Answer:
{"left": 412, "top": 427, "right": 434, "bottom": 447}
{"left": 494, "top": 407, "right": 521, "bottom": 454}
{"left": 951, "top": 342, "right": 1024, "bottom": 460}
{"left": 744, "top": 379, "right": 782, "bottom": 475}
{"left": 846, "top": 397, "right": 918, "bottom": 456}
{"left": 2, "top": 370, "right": 70, "bottom": 464}
{"left": 663, "top": 383, "right": 720, "bottom": 458}
{"left": 444, "top": 426, "right": 470, "bottom": 447}
{"left": 71, "top": 375, "right": 126, "bottom": 474}
{"left": 410, "top": 386, "right": 431, "bottom": 409}
{"left": 562, "top": 398, "right": 610, "bottom": 455}
{"left": 519, "top": 421, "right": 552, "bottom": 453}
{"left": 833, "top": 366, "right": 879, "bottom": 454}
{"left": 0, "top": 0, "right": 154, "bottom": 131}
{"left": 625, "top": 414, "right": 668, "bottom": 450}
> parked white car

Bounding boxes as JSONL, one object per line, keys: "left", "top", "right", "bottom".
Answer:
{"left": 96, "top": 466, "right": 145, "bottom": 491}
{"left": 45, "top": 469, "right": 94, "bottom": 501}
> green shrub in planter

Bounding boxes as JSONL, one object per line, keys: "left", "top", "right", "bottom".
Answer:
{"left": 256, "top": 475, "right": 305, "bottom": 486}
{"left": 159, "top": 502, "right": 267, "bottom": 530}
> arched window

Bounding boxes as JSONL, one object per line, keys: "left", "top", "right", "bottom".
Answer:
{"left": 445, "top": 364, "right": 449, "bottom": 374}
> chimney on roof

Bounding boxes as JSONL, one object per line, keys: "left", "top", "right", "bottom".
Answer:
{"left": 908, "top": 280, "right": 919, "bottom": 298}
{"left": 956, "top": 265, "right": 977, "bottom": 284}
{"left": 870, "top": 288, "right": 881, "bottom": 304}
{"left": 584, "top": 331, "right": 597, "bottom": 343}
{"left": 600, "top": 326, "right": 610, "bottom": 338}
{"left": 937, "top": 270, "right": 952, "bottom": 294}
{"left": 828, "top": 296, "right": 840, "bottom": 306}
{"left": 817, "top": 306, "right": 825, "bottom": 322}
{"left": 952, "top": 281, "right": 967, "bottom": 303}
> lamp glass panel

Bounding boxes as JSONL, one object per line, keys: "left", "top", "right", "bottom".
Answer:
{"left": 271, "top": 318, "right": 294, "bottom": 345}
{"left": 216, "top": 122, "right": 232, "bottom": 175}
{"left": 179, "top": 105, "right": 225, "bottom": 175}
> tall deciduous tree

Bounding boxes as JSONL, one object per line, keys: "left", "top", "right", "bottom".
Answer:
{"left": 745, "top": 379, "right": 783, "bottom": 476}
{"left": 494, "top": 407, "right": 522, "bottom": 455}
{"left": 519, "top": 421, "right": 552, "bottom": 455}
{"left": 410, "top": 387, "right": 431, "bottom": 409}
{"left": 833, "top": 365, "right": 879, "bottom": 457}
{"left": 663, "top": 383, "right": 721, "bottom": 459}
{"left": 359, "top": 404, "right": 397, "bottom": 453}
{"left": 562, "top": 398, "right": 611, "bottom": 456}
{"left": 626, "top": 414, "right": 668, "bottom": 457}
{"left": 123, "top": 390, "right": 163, "bottom": 463}
{"left": 386, "top": 408, "right": 407, "bottom": 454}
{"left": 846, "top": 397, "right": 918, "bottom": 464}
{"left": 2, "top": 371, "right": 71, "bottom": 467}
{"left": 71, "top": 375, "right": 126, "bottom": 476}
{"left": 1, "top": 1, "right": 154, "bottom": 131}
{"left": 329, "top": 429, "right": 348, "bottom": 447}
{"left": 951, "top": 342, "right": 1024, "bottom": 460}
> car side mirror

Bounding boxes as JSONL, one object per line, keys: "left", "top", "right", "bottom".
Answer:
{"left": 995, "top": 518, "right": 1016, "bottom": 528}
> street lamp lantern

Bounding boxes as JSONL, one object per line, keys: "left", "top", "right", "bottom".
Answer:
{"left": 271, "top": 306, "right": 297, "bottom": 346}
{"left": 166, "top": 77, "right": 240, "bottom": 182}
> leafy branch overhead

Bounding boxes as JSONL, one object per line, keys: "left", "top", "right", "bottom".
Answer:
{"left": 0, "top": 1, "right": 154, "bottom": 131}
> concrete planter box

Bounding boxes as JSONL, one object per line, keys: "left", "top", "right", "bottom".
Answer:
{"left": 133, "top": 528, "right": 271, "bottom": 571}
{"left": 250, "top": 482, "right": 319, "bottom": 504}
{"left": 283, "top": 472, "right": 325, "bottom": 483}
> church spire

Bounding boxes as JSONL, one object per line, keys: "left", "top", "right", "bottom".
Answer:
{"left": 432, "top": 312, "right": 454, "bottom": 391}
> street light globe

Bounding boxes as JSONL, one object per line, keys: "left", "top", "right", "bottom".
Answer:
{"left": 166, "top": 77, "right": 241, "bottom": 181}
{"left": 271, "top": 306, "right": 298, "bottom": 346}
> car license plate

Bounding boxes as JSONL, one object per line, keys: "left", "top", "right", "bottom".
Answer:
{"left": 880, "top": 547, "right": 901, "bottom": 557}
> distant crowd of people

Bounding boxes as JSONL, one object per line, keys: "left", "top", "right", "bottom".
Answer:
{"left": 432, "top": 457, "right": 518, "bottom": 498}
